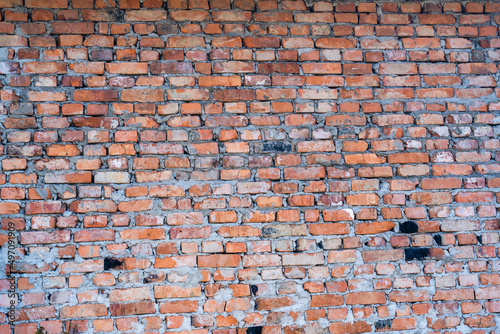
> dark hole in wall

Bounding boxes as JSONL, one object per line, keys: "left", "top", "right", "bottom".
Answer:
{"left": 261, "top": 142, "right": 292, "bottom": 152}
{"left": 375, "top": 319, "right": 393, "bottom": 330}
{"left": 254, "top": 299, "right": 260, "bottom": 310}
{"left": 434, "top": 234, "right": 442, "bottom": 246}
{"left": 104, "top": 258, "right": 123, "bottom": 270}
{"left": 107, "top": 8, "right": 125, "bottom": 22}
{"left": 262, "top": 227, "right": 277, "bottom": 237}
{"left": 250, "top": 285, "right": 258, "bottom": 296}
{"left": 400, "top": 221, "right": 419, "bottom": 233}
{"left": 404, "top": 248, "right": 431, "bottom": 261}
{"left": 246, "top": 327, "right": 263, "bottom": 334}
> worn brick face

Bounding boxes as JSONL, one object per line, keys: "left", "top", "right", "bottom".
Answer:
{"left": 1, "top": 1, "right": 500, "bottom": 333}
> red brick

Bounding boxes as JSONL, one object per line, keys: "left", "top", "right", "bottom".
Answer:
{"left": 434, "top": 289, "right": 475, "bottom": 301}
{"left": 302, "top": 63, "right": 341, "bottom": 74}
{"left": 198, "top": 255, "right": 241, "bottom": 268}
{"left": 154, "top": 285, "right": 201, "bottom": 299}
{"left": 315, "top": 38, "right": 356, "bottom": 49}
{"left": 20, "top": 230, "right": 70, "bottom": 244}
{"left": 389, "top": 291, "right": 430, "bottom": 303}
{"left": 60, "top": 304, "right": 107, "bottom": 318}
{"left": 207, "top": 113, "right": 238, "bottom": 129}
{"left": 284, "top": 167, "right": 325, "bottom": 180}
{"left": 74, "top": 229, "right": 114, "bottom": 242}
{"left": 51, "top": 22, "right": 92, "bottom": 34}
{"left": 310, "top": 294, "right": 343, "bottom": 307}
{"left": 327, "top": 250, "right": 357, "bottom": 263}
{"left": 346, "top": 292, "right": 386, "bottom": 305}
{"left": 255, "top": 297, "right": 293, "bottom": 310}
{"left": 73, "top": 90, "right": 118, "bottom": 102}
{"left": 329, "top": 321, "right": 371, "bottom": 334}
{"left": 160, "top": 300, "right": 198, "bottom": 313}
{"left": 362, "top": 250, "right": 404, "bottom": 262}
{"left": 356, "top": 221, "right": 395, "bottom": 235}
{"left": 22, "top": 62, "right": 66, "bottom": 74}
{"left": 242, "top": 255, "right": 280, "bottom": 267}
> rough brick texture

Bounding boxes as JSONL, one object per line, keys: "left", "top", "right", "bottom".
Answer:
{"left": 1, "top": 0, "right": 500, "bottom": 333}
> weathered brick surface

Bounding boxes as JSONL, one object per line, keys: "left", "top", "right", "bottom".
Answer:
{"left": 1, "top": 0, "right": 500, "bottom": 333}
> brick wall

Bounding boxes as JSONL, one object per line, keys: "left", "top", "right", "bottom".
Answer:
{"left": 1, "top": 0, "right": 500, "bottom": 333}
